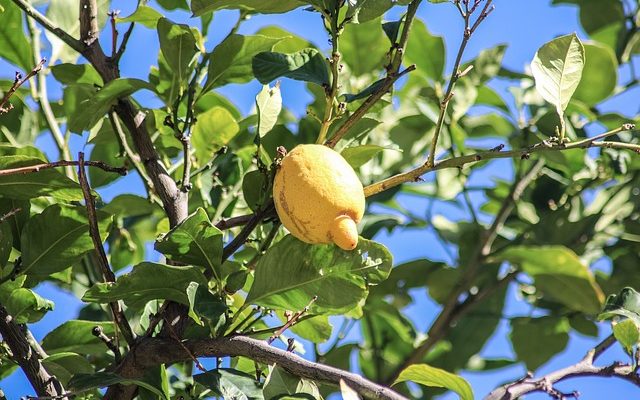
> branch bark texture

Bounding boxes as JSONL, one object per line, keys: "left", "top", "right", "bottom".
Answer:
{"left": 485, "top": 335, "right": 640, "bottom": 399}
{"left": 0, "top": 305, "right": 65, "bottom": 398}
{"left": 115, "top": 335, "right": 408, "bottom": 400}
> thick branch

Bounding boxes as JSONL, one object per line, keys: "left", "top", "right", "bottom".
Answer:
{"left": 0, "top": 305, "right": 65, "bottom": 398}
{"left": 485, "top": 335, "right": 640, "bottom": 399}
{"left": 114, "top": 335, "right": 408, "bottom": 400}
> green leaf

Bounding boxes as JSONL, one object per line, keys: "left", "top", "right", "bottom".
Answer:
{"left": 154, "top": 208, "right": 223, "bottom": 280}
{"left": 82, "top": 262, "right": 207, "bottom": 309}
{"left": 465, "top": 44, "right": 508, "bottom": 85}
{"left": 263, "top": 365, "right": 320, "bottom": 399}
{"left": 191, "top": 0, "right": 301, "bottom": 16}
{"left": 0, "top": 156, "right": 84, "bottom": 201}
{"left": 256, "top": 26, "right": 311, "bottom": 53}
{"left": 341, "top": 145, "right": 389, "bottom": 169}
{"left": 41, "top": 352, "right": 94, "bottom": 385}
{"left": 69, "top": 78, "right": 155, "bottom": 132}
{"left": 499, "top": 246, "right": 604, "bottom": 314}
{"left": 0, "top": 222, "right": 11, "bottom": 268}
{"left": 613, "top": 319, "right": 639, "bottom": 355}
{"left": 246, "top": 235, "right": 392, "bottom": 314}
{"left": 118, "top": 4, "right": 163, "bottom": 28}
{"left": 0, "top": 0, "right": 33, "bottom": 70}
{"left": 405, "top": 19, "right": 445, "bottom": 81}
{"left": 68, "top": 372, "right": 168, "bottom": 399}
{"left": 340, "top": 18, "right": 388, "bottom": 76}
{"left": 393, "top": 364, "right": 473, "bottom": 400}
{"left": 531, "top": 33, "right": 585, "bottom": 117}
{"left": 356, "top": 0, "right": 394, "bottom": 23}
{"left": 51, "top": 63, "right": 103, "bottom": 86}
{"left": 252, "top": 48, "right": 330, "bottom": 86}
{"left": 256, "top": 84, "right": 282, "bottom": 137}
{"left": 510, "top": 316, "right": 570, "bottom": 371}
{"left": 194, "top": 369, "right": 264, "bottom": 399}
{"left": 204, "top": 34, "right": 283, "bottom": 91}
{"left": 45, "top": 0, "right": 109, "bottom": 63}
{"left": 598, "top": 287, "right": 640, "bottom": 327}
{"left": 5, "top": 288, "right": 54, "bottom": 323}
{"left": 21, "top": 205, "right": 112, "bottom": 278}
{"left": 192, "top": 106, "right": 240, "bottom": 164}
{"left": 572, "top": 42, "right": 617, "bottom": 106}
{"left": 242, "top": 170, "right": 270, "bottom": 212}
{"left": 157, "top": 18, "right": 197, "bottom": 85}
{"left": 42, "top": 320, "right": 118, "bottom": 355}
{"left": 577, "top": 0, "right": 625, "bottom": 50}
{"left": 464, "top": 113, "right": 516, "bottom": 137}
{"left": 287, "top": 314, "right": 332, "bottom": 344}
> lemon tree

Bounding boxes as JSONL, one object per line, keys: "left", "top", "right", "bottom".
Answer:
{"left": 0, "top": 1, "right": 639, "bottom": 400}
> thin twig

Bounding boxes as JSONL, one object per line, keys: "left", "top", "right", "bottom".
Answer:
{"left": 114, "top": 22, "right": 135, "bottom": 64}
{"left": 78, "top": 152, "right": 135, "bottom": 346}
{"left": 0, "top": 159, "right": 127, "bottom": 176}
{"left": 316, "top": 2, "right": 343, "bottom": 144}
{"left": 268, "top": 296, "right": 318, "bottom": 344}
{"left": 387, "top": 159, "right": 544, "bottom": 382}
{"left": 108, "top": 10, "right": 120, "bottom": 58}
{"left": 0, "top": 59, "right": 45, "bottom": 114}
{"left": 10, "top": 0, "right": 84, "bottom": 52}
{"left": 485, "top": 334, "right": 640, "bottom": 400}
{"left": 220, "top": 202, "right": 277, "bottom": 264}
{"left": 163, "top": 316, "right": 207, "bottom": 373}
{"left": 0, "top": 208, "right": 21, "bottom": 224}
{"left": 214, "top": 213, "right": 254, "bottom": 231}
{"left": 107, "top": 110, "right": 161, "bottom": 204}
{"left": 427, "top": 0, "right": 494, "bottom": 167}
{"left": 364, "top": 124, "right": 638, "bottom": 197}
{"left": 92, "top": 325, "right": 122, "bottom": 363}
{"left": 324, "top": 0, "right": 423, "bottom": 148}
{"left": 26, "top": 20, "right": 73, "bottom": 177}
{"left": 325, "top": 65, "right": 416, "bottom": 148}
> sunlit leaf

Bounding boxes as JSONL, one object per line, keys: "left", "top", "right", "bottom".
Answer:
{"left": 393, "top": 364, "right": 473, "bottom": 400}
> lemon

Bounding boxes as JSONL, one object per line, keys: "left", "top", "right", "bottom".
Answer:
{"left": 273, "top": 144, "right": 365, "bottom": 250}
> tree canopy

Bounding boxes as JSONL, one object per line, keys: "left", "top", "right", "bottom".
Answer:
{"left": 0, "top": 0, "right": 639, "bottom": 399}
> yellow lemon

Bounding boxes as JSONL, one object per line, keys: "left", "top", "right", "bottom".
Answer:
{"left": 273, "top": 144, "right": 365, "bottom": 250}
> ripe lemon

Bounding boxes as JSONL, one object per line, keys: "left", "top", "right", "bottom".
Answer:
{"left": 273, "top": 144, "right": 365, "bottom": 250}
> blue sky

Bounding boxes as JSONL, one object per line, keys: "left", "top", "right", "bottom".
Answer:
{"left": 2, "top": 0, "right": 639, "bottom": 398}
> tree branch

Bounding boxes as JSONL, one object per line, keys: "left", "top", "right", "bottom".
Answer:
{"left": 324, "top": 0, "right": 422, "bottom": 148}
{"left": 113, "top": 335, "right": 409, "bottom": 400}
{"left": 0, "top": 160, "right": 127, "bottom": 176}
{"left": 364, "top": 124, "right": 638, "bottom": 197}
{"left": 77, "top": 152, "right": 135, "bottom": 346}
{"left": 0, "top": 304, "right": 66, "bottom": 398}
{"left": 0, "top": 59, "right": 44, "bottom": 115}
{"left": 107, "top": 110, "right": 161, "bottom": 205}
{"left": 26, "top": 19, "right": 73, "bottom": 177}
{"left": 485, "top": 335, "right": 640, "bottom": 399}
{"left": 10, "top": 0, "right": 84, "bottom": 53}
{"left": 427, "top": 0, "right": 494, "bottom": 167}
{"left": 387, "top": 159, "right": 545, "bottom": 382}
